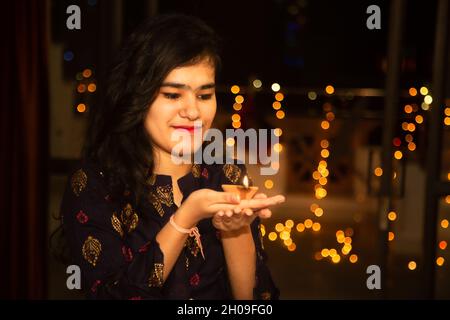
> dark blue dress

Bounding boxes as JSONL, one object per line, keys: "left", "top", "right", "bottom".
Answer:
{"left": 60, "top": 160, "right": 279, "bottom": 300}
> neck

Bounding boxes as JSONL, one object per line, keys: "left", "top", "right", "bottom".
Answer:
{"left": 152, "top": 148, "right": 193, "bottom": 179}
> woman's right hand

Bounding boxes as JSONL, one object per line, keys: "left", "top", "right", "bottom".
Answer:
{"left": 174, "top": 189, "right": 241, "bottom": 228}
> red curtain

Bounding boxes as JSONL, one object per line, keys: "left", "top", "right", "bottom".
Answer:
{"left": 0, "top": 0, "right": 49, "bottom": 299}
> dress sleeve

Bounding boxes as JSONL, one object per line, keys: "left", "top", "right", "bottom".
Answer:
{"left": 220, "top": 162, "right": 280, "bottom": 300}
{"left": 61, "top": 165, "right": 165, "bottom": 300}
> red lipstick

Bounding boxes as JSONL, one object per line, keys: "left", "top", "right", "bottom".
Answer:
{"left": 172, "top": 125, "right": 197, "bottom": 133}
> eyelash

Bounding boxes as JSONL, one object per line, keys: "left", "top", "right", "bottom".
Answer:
{"left": 162, "top": 93, "right": 213, "bottom": 101}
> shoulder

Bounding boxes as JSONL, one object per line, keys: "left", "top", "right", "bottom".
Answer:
{"left": 67, "top": 159, "right": 108, "bottom": 198}
{"left": 61, "top": 159, "right": 125, "bottom": 227}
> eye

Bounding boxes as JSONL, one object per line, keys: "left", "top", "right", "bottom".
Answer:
{"left": 198, "top": 94, "right": 213, "bottom": 100}
{"left": 162, "top": 93, "right": 181, "bottom": 100}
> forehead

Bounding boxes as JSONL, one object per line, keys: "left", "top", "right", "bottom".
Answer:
{"left": 163, "top": 59, "right": 215, "bottom": 84}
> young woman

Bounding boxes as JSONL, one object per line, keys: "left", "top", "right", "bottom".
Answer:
{"left": 60, "top": 13, "right": 285, "bottom": 300}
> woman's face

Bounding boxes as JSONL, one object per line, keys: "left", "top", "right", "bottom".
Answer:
{"left": 145, "top": 58, "right": 217, "bottom": 159}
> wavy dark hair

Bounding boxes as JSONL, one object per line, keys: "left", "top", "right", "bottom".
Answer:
{"left": 83, "top": 13, "right": 222, "bottom": 203}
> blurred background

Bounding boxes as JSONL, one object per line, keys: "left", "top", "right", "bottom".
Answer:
{"left": 1, "top": 0, "right": 450, "bottom": 299}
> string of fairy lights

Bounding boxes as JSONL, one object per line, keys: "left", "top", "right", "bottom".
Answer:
{"left": 228, "top": 82, "right": 450, "bottom": 268}
{"left": 227, "top": 82, "right": 358, "bottom": 264}
{"left": 374, "top": 86, "right": 450, "bottom": 270}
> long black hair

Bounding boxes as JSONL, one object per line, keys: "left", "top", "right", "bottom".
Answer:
{"left": 83, "top": 13, "right": 222, "bottom": 204}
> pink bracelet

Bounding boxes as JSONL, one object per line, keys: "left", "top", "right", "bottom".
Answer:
{"left": 169, "top": 215, "right": 205, "bottom": 260}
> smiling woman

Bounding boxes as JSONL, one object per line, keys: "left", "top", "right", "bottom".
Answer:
{"left": 59, "top": 13, "right": 285, "bottom": 300}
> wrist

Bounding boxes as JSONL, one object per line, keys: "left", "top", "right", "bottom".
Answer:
{"left": 174, "top": 205, "right": 199, "bottom": 229}
{"left": 220, "top": 225, "right": 251, "bottom": 239}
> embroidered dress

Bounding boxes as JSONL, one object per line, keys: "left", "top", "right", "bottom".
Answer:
{"left": 61, "top": 160, "right": 279, "bottom": 300}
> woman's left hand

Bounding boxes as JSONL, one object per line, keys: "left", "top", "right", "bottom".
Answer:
{"left": 212, "top": 193, "right": 285, "bottom": 232}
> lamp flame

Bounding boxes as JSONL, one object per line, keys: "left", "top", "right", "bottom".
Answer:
{"left": 243, "top": 175, "right": 249, "bottom": 189}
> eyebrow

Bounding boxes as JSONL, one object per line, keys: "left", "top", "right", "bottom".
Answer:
{"left": 160, "top": 82, "right": 216, "bottom": 91}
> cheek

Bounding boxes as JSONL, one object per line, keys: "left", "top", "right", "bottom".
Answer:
{"left": 144, "top": 106, "right": 170, "bottom": 140}
{"left": 202, "top": 103, "right": 217, "bottom": 128}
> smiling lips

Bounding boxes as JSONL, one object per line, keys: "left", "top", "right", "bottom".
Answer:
{"left": 172, "top": 125, "right": 201, "bottom": 133}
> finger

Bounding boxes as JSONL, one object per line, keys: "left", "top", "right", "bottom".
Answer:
{"left": 213, "top": 191, "right": 240, "bottom": 204}
{"left": 253, "top": 193, "right": 268, "bottom": 199}
{"left": 243, "top": 208, "right": 253, "bottom": 216}
{"left": 212, "top": 214, "right": 222, "bottom": 223}
{"left": 258, "top": 208, "right": 272, "bottom": 219}
{"left": 233, "top": 206, "right": 242, "bottom": 214}
{"left": 209, "top": 204, "right": 238, "bottom": 213}
{"left": 225, "top": 210, "right": 234, "bottom": 217}
{"left": 217, "top": 210, "right": 224, "bottom": 217}
{"left": 223, "top": 216, "right": 232, "bottom": 224}
{"left": 232, "top": 212, "right": 244, "bottom": 221}
{"left": 240, "top": 195, "right": 285, "bottom": 210}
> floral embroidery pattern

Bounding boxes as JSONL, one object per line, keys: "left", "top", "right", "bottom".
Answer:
{"left": 148, "top": 263, "right": 164, "bottom": 288}
{"left": 111, "top": 213, "right": 124, "bottom": 237}
{"left": 223, "top": 164, "right": 241, "bottom": 184}
{"left": 71, "top": 169, "right": 87, "bottom": 196}
{"left": 119, "top": 203, "right": 139, "bottom": 233}
{"left": 82, "top": 236, "right": 102, "bottom": 267}
{"left": 121, "top": 245, "right": 133, "bottom": 262}
{"left": 185, "top": 255, "right": 190, "bottom": 271}
{"left": 189, "top": 273, "right": 200, "bottom": 287}
{"left": 192, "top": 164, "right": 201, "bottom": 178}
{"left": 91, "top": 279, "right": 101, "bottom": 293}
{"left": 138, "top": 242, "right": 151, "bottom": 253}
{"left": 201, "top": 167, "right": 209, "bottom": 179}
{"left": 149, "top": 185, "right": 173, "bottom": 217}
{"left": 76, "top": 210, "right": 89, "bottom": 224}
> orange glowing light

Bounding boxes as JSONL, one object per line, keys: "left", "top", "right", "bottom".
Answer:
{"left": 321, "top": 120, "right": 330, "bottom": 130}
{"left": 76, "top": 103, "right": 86, "bottom": 113}
{"left": 325, "top": 85, "right": 335, "bottom": 95}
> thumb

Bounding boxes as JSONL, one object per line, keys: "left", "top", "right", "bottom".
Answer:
{"left": 216, "top": 191, "right": 240, "bottom": 204}
{"left": 209, "top": 191, "right": 241, "bottom": 204}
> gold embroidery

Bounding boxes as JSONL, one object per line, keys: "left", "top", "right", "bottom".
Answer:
{"left": 260, "top": 291, "right": 271, "bottom": 300}
{"left": 185, "top": 255, "right": 190, "bottom": 271}
{"left": 148, "top": 263, "right": 164, "bottom": 288}
{"left": 120, "top": 203, "right": 139, "bottom": 233}
{"left": 223, "top": 164, "right": 242, "bottom": 184}
{"left": 258, "top": 224, "right": 265, "bottom": 250}
{"left": 71, "top": 169, "right": 87, "bottom": 196}
{"left": 184, "top": 236, "right": 200, "bottom": 257}
{"left": 149, "top": 185, "right": 173, "bottom": 217}
{"left": 111, "top": 213, "right": 124, "bottom": 237}
{"left": 82, "top": 236, "right": 102, "bottom": 267}
{"left": 192, "top": 164, "right": 201, "bottom": 178}
{"left": 146, "top": 174, "right": 156, "bottom": 186}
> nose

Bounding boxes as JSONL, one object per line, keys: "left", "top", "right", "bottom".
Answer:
{"left": 179, "top": 94, "right": 200, "bottom": 120}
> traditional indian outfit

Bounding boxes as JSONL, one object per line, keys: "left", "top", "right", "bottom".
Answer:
{"left": 60, "top": 160, "right": 279, "bottom": 300}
